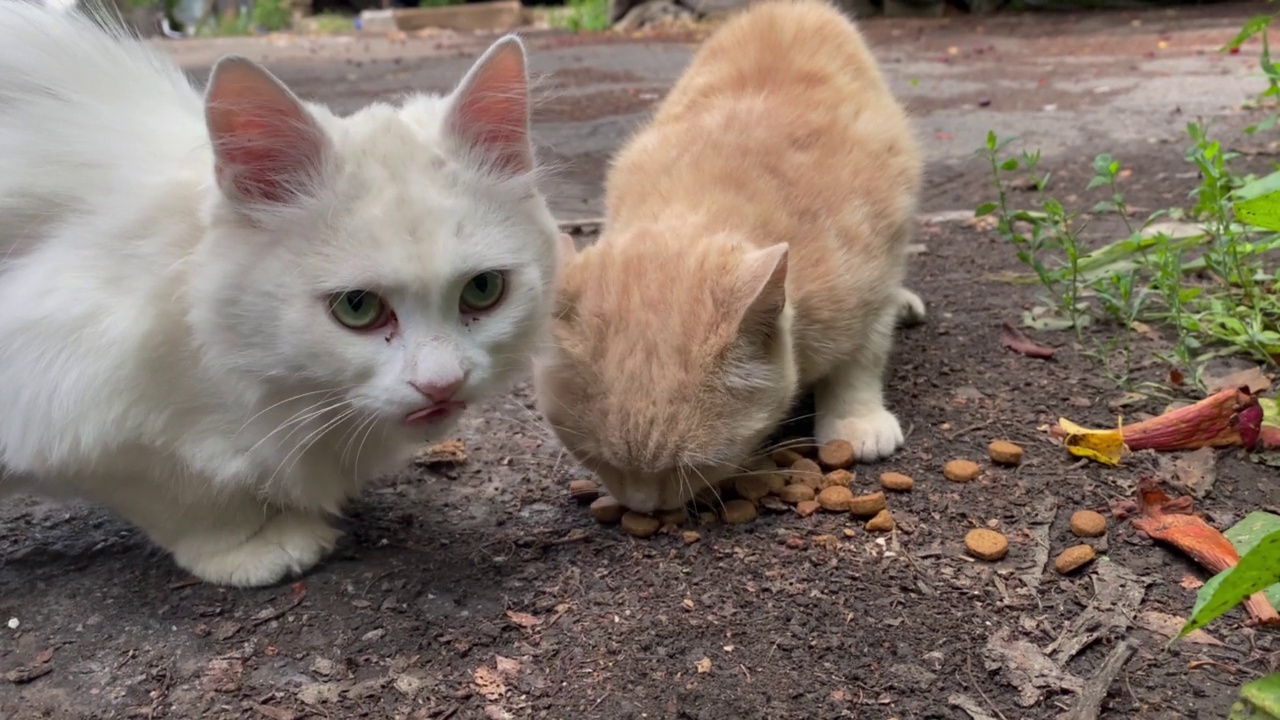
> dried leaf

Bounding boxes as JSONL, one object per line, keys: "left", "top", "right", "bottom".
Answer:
{"left": 1056, "top": 418, "right": 1126, "bottom": 466}
{"left": 493, "top": 655, "right": 521, "bottom": 679}
{"left": 1204, "top": 365, "right": 1272, "bottom": 395}
{"left": 504, "top": 610, "right": 542, "bottom": 629}
{"left": 473, "top": 666, "right": 506, "bottom": 700}
{"left": 1137, "top": 611, "right": 1225, "bottom": 646}
{"left": 695, "top": 657, "right": 712, "bottom": 674}
{"left": 1001, "top": 321, "right": 1055, "bottom": 359}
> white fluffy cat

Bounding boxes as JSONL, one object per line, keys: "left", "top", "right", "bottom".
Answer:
{"left": 0, "top": 3, "right": 566, "bottom": 587}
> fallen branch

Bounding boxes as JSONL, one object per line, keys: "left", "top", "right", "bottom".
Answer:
{"left": 1115, "top": 479, "right": 1280, "bottom": 627}
{"left": 1063, "top": 640, "right": 1137, "bottom": 720}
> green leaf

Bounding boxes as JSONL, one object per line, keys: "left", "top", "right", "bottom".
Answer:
{"left": 986, "top": 130, "right": 997, "bottom": 150}
{"left": 1001, "top": 158, "right": 1019, "bottom": 172}
{"left": 1230, "top": 672, "right": 1280, "bottom": 720}
{"left": 1236, "top": 189, "right": 1280, "bottom": 231}
{"left": 1222, "top": 15, "right": 1272, "bottom": 52}
{"left": 975, "top": 202, "right": 998, "bottom": 217}
{"left": 1086, "top": 176, "right": 1110, "bottom": 191}
{"left": 1179, "top": 528, "right": 1280, "bottom": 637}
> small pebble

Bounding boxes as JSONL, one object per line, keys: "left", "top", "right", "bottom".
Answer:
{"left": 771, "top": 448, "right": 804, "bottom": 466}
{"left": 879, "top": 472, "right": 914, "bottom": 492}
{"left": 657, "top": 507, "right": 689, "bottom": 527}
{"left": 795, "top": 500, "right": 820, "bottom": 518}
{"left": 865, "top": 509, "right": 895, "bottom": 532}
{"left": 821, "top": 469, "right": 854, "bottom": 488}
{"left": 785, "top": 535, "right": 806, "bottom": 549}
{"left": 817, "top": 485, "right": 854, "bottom": 512}
{"left": 987, "top": 440, "right": 1024, "bottom": 466}
{"left": 790, "top": 459, "right": 824, "bottom": 489}
{"left": 568, "top": 479, "right": 601, "bottom": 504}
{"left": 777, "top": 483, "right": 816, "bottom": 504}
{"left": 842, "top": 527, "right": 856, "bottom": 538}
{"left": 964, "top": 528, "right": 1009, "bottom": 561}
{"left": 817, "top": 439, "right": 856, "bottom": 470}
{"left": 681, "top": 530, "right": 701, "bottom": 545}
{"left": 1054, "top": 544, "right": 1097, "bottom": 574}
{"left": 721, "top": 499, "right": 758, "bottom": 524}
{"left": 621, "top": 512, "right": 661, "bottom": 538}
{"left": 1069, "top": 510, "right": 1107, "bottom": 538}
{"left": 944, "top": 459, "right": 981, "bottom": 483}
{"left": 813, "top": 534, "right": 840, "bottom": 549}
{"left": 848, "top": 491, "right": 887, "bottom": 517}
{"left": 734, "top": 475, "right": 772, "bottom": 501}
{"left": 589, "top": 496, "right": 625, "bottom": 524}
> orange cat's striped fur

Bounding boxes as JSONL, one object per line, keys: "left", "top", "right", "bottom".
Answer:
{"left": 535, "top": 0, "right": 924, "bottom": 512}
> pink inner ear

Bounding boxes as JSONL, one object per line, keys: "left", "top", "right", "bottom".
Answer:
{"left": 447, "top": 39, "right": 532, "bottom": 176}
{"left": 206, "top": 58, "right": 325, "bottom": 206}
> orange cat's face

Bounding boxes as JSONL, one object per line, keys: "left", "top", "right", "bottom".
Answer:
{"left": 534, "top": 229, "right": 797, "bottom": 512}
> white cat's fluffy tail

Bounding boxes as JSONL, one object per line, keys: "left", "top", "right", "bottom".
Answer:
{"left": 0, "top": 1, "right": 206, "bottom": 248}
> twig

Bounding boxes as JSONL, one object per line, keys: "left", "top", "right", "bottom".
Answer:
{"left": 1064, "top": 640, "right": 1137, "bottom": 720}
{"left": 249, "top": 584, "right": 309, "bottom": 627}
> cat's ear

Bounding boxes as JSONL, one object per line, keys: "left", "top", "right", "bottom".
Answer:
{"left": 445, "top": 35, "right": 533, "bottom": 178}
{"left": 738, "top": 243, "right": 789, "bottom": 333}
{"left": 205, "top": 56, "right": 328, "bottom": 207}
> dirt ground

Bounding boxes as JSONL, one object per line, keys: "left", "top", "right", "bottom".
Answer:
{"left": 3, "top": 3, "right": 1280, "bottom": 719}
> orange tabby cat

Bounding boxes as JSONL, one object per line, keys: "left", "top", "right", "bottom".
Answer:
{"left": 535, "top": 0, "right": 924, "bottom": 512}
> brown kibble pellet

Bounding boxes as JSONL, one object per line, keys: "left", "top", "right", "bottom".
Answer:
{"left": 681, "top": 530, "right": 701, "bottom": 545}
{"left": 777, "top": 483, "right": 816, "bottom": 504}
{"left": 771, "top": 448, "right": 804, "bottom": 466}
{"left": 734, "top": 475, "right": 772, "bottom": 501}
{"left": 987, "top": 440, "right": 1024, "bottom": 466}
{"left": 790, "top": 458, "right": 824, "bottom": 489}
{"left": 795, "top": 500, "right": 820, "bottom": 517}
{"left": 848, "top": 491, "right": 886, "bottom": 517}
{"left": 865, "top": 509, "right": 895, "bottom": 532}
{"left": 568, "top": 479, "right": 600, "bottom": 504}
{"left": 1054, "top": 544, "right": 1097, "bottom": 574}
{"left": 944, "top": 459, "right": 981, "bottom": 483}
{"left": 817, "top": 485, "right": 853, "bottom": 512}
{"left": 765, "top": 473, "right": 788, "bottom": 494}
{"left": 657, "top": 507, "right": 689, "bottom": 527}
{"left": 817, "top": 439, "right": 856, "bottom": 470}
{"left": 879, "top": 472, "right": 914, "bottom": 492}
{"left": 1069, "top": 510, "right": 1107, "bottom": 538}
{"left": 698, "top": 511, "right": 718, "bottom": 525}
{"left": 589, "top": 496, "right": 624, "bottom": 524}
{"left": 621, "top": 512, "right": 660, "bottom": 538}
{"left": 964, "top": 528, "right": 1009, "bottom": 561}
{"left": 821, "top": 469, "right": 854, "bottom": 489}
{"left": 721, "top": 499, "right": 758, "bottom": 524}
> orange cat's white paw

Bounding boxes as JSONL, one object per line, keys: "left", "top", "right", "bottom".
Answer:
{"left": 896, "top": 288, "right": 926, "bottom": 327}
{"left": 816, "top": 407, "right": 904, "bottom": 461}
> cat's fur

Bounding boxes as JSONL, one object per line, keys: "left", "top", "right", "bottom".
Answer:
{"left": 534, "top": 0, "right": 924, "bottom": 513}
{"left": 0, "top": 3, "right": 565, "bottom": 587}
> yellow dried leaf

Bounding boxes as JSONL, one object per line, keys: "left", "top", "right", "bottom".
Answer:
{"left": 1057, "top": 417, "right": 1127, "bottom": 466}
{"left": 695, "top": 657, "right": 712, "bottom": 674}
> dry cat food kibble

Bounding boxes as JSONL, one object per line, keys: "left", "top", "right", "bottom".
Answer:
{"left": 1069, "top": 510, "right": 1107, "bottom": 538}
{"left": 589, "top": 496, "right": 625, "bottom": 524}
{"left": 944, "top": 459, "right": 981, "bottom": 483}
{"left": 865, "top": 509, "right": 894, "bottom": 532}
{"left": 821, "top": 469, "right": 853, "bottom": 489}
{"left": 795, "top": 500, "right": 820, "bottom": 517}
{"left": 721, "top": 499, "right": 758, "bottom": 524}
{"left": 848, "top": 491, "right": 886, "bottom": 517}
{"left": 1054, "top": 544, "right": 1097, "bottom": 574}
{"left": 734, "top": 475, "right": 772, "bottom": 501}
{"left": 879, "top": 472, "right": 914, "bottom": 492}
{"left": 790, "top": 458, "right": 824, "bottom": 489}
{"left": 965, "top": 528, "right": 1009, "bottom": 561}
{"left": 621, "top": 512, "right": 661, "bottom": 538}
{"left": 658, "top": 508, "right": 689, "bottom": 527}
{"left": 777, "top": 483, "right": 816, "bottom": 504}
{"left": 568, "top": 479, "right": 601, "bottom": 503}
{"left": 771, "top": 448, "right": 804, "bottom": 466}
{"left": 817, "top": 439, "right": 855, "bottom": 470}
{"left": 816, "top": 485, "right": 853, "bottom": 512}
{"left": 987, "top": 440, "right": 1024, "bottom": 466}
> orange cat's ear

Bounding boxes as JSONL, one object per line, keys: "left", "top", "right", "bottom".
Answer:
{"left": 445, "top": 35, "right": 533, "bottom": 178}
{"left": 740, "top": 243, "right": 789, "bottom": 327}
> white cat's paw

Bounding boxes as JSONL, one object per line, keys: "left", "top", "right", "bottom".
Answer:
{"left": 816, "top": 407, "right": 904, "bottom": 462}
{"left": 896, "top": 288, "right": 926, "bottom": 327}
{"left": 172, "top": 512, "right": 340, "bottom": 588}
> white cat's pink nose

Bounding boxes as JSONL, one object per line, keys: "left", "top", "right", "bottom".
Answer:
{"left": 411, "top": 376, "right": 465, "bottom": 403}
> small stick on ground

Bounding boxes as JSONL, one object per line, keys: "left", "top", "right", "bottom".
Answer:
{"left": 1064, "top": 640, "right": 1137, "bottom": 720}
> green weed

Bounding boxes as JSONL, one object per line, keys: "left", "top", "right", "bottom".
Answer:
{"left": 549, "top": 0, "right": 611, "bottom": 32}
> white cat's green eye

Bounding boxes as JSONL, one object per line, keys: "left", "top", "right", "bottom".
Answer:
{"left": 460, "top": 271, "right": 505, "bottom": 313}
{"left": 330, "top": 290, "right": 388, "bottom": 330}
